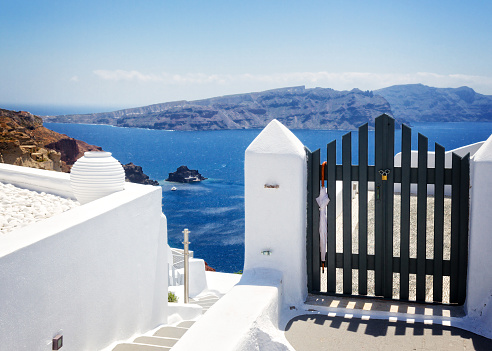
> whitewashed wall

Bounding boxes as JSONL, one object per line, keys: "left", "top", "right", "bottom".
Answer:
{"left": 466, "top": 135, "right": 492, "bottom": 331}
{"left": 172, "top": 268, "right": 290, "bottom": 351}
{"left": 393, "top": 141, "right": 484, "bottom": 195}
{"left": 0, "top": 165, "right": 168, "bottom": 351}
{"left": 0, "top": 162, "right": 74, "bottom": 198}
{"left": 244, "top": 119, "right": 307, "bottom": 307}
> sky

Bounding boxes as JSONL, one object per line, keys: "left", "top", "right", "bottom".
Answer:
{"left": 1, "top": 0, "right": 492, "bottom": 114}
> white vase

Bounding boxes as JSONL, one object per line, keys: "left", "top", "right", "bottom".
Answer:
{"left": 70, "top": 151, "right": 125, "bottom": 204}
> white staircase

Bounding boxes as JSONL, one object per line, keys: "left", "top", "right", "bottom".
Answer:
{"left": 111, "top": 295, "right": 219, "bottom": 350}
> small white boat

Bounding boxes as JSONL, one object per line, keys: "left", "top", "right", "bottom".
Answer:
{"left": 171, "top": 187, "right": 177, "bottom": 191}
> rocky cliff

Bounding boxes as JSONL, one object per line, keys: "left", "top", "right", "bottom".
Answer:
{"left": 43, "top": 84, "right": 492, "bottom": 131}
{"left": 44, "top": 86, "right": 393, "bottom": 130}
{"left": 1, "top": 108, "right": 160, "bottom": 186}
{"left": 0, "top": 108, "right": 101, "bottom": 172}
{"left": 375, "top": 84, "right": 492, "bottom": 124}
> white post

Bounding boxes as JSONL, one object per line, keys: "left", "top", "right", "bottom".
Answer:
{"left": 466, "top": 135, "right": 492, "bottom": 325}
{"left": 183, "top": 228, "right": 190, "bottom": 304}
{"left": 244, "top": 119, "right": 308, "bottom": 307}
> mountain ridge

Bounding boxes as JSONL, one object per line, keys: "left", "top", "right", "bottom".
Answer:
{"left": 375, "top": 84, "right": 492, "bottom": 123}
{"left": 41, "top": 84, "right": 492, "bottom": 130}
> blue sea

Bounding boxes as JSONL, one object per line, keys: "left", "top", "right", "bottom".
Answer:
{"left": 45, "top": 122, "right": 492, "bottom": 273}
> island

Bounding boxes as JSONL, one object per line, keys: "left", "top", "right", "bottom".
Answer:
{"left": 123, "top": 163, "right": 159, "bottom": 186}
{"left": 42, "top": 84, "right": 492, "bottom": 131}
{"left": 166, "top": 166, "right": 207, "bottom": 183}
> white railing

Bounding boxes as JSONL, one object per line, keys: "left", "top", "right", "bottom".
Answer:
{"left": 168, "top": 247, "right": 193, "bottom": 286}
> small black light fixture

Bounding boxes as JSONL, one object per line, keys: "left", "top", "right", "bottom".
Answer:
{"left": 52, "top": 334, "right": 63, "bottom": 350}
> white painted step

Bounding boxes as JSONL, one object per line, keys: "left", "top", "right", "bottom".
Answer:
{"left": 193, "top": 296, "right": 219, "bottom": 302}
{"left": 176, "top": 320, "right": 195, "bottom": 328}
{"left": 112, "top": 321, "right": 197, "bottom": 351}
{"left": 195, "top": 301, "right": 217, "bottom": 307}
{"left": 190, "top": 296, "right": 219, "bottom": 311}
{"left": 133, "top": 336, "right": 178, "bottom": 348}
{"left": 153, "top": 326, "right": 188, "bottom": 339}
{"left": 112, "top": 343, "right": 171, "bottom": 351}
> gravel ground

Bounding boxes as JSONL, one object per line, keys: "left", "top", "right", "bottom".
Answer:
{"left": 320, "top": 190, "right": 452, "bottom": 303}
{"left": 0, "top": 182, "right": 79, "bottom": 234}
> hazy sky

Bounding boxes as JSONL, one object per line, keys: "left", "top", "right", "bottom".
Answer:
{"left": 1, "top": 0, "right": 492, "bottom": 112}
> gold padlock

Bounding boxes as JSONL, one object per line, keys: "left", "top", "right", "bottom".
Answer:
{"left": 382, "top": 174, "right": 387, "bottom": 181}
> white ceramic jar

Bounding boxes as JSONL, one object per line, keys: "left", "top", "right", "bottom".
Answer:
{"left": 70, "top": 151, "right": 125, "bottom": 204}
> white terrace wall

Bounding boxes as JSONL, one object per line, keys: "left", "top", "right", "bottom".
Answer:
{"left": 0, "top": 164, "right": 168, "bottom": 351}
{"left": 466, "top": 134, "right": 492, "bottom": 329}
{"left": 0, "top": 162, "right": 74, "bottom": 198}
{"left": 393, "top": 141, "right": 484, "bottom": 195}
{"left": 244, "top": 119, "right": 308, "bottom": 307}
{"left": 171, "top": 268, "right": 289, "bottom": 351}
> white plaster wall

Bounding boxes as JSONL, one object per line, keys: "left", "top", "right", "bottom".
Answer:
{"left": 394, "top": 141, "right": 484, "bottom": 169}
{"left": 0, "top": 163, "right": 74, "bottom": 198}
{"left": 330, "top": 181, "right": 359, "bottom": 219}
{"left": 393, "top": 141, "right": 484, "bottom": 195}
{"left": 172, "top": 268, "right": 293, "bottom": 351}
{"left": 466, "top": 134, "right": 492, "bottom": 331}
{"left": 175, "top": 258, "right": 208, "bottom": 297}
{"left": 0, "top": 174, "right": 168, "bottom": 350}
{"left": 244, "top": 120, "right": 307, "bottom": 307}
{"left": 167, "top": 303, "right": 203, "bottom": 325}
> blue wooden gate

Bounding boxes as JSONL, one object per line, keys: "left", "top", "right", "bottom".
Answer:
{"left": 306, "top": 114, "right": 469, "bottom": 304}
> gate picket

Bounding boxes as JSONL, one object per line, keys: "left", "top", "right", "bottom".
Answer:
{"left": 400, "top": 125, "right": 411, "bottom": 300}
{"left": 384, "top": 117, "right": 395, "bottom": 299}
{"left": 374, "top": 116, "right": 385, "bottom": 296}
{"left": 417, "top": 134, "right": 428, "bottom": 301}
{"left": 327, "top": 141, "right": 337, "bottom": 293}
{"left": 307, "top": 149, "right": 321, "bottom": 292}
{"left": 450, "top": 153, "right": 461, "bottom": 303}
{"left": 342, "top": 133, "right": 352, "bottom": 294}
{"left": 458, "top": 154, "right": 470, "bottom": 305}
{"left": 433, "top": 143, "right": 445, "bottom": 302}
{"left": 358, "top": 124, "right": 368, "bottom": 295}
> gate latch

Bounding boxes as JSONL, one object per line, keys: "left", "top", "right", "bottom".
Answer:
{"left": 379, "top": 169, "right": 391, "bottom": 181}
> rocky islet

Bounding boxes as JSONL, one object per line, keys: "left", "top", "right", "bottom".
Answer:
{"left": 166, "top": 165, "right": 207, "bottom": 183}
{"left": 123, "top": 162, "right": 159, "bottom": 185}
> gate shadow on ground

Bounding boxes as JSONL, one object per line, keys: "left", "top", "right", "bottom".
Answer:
{"left": 285, "top": 314, "right": 492, "bottom": 350}
{"left": 306, "top": 295, "right": 465, "bottom": 318}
